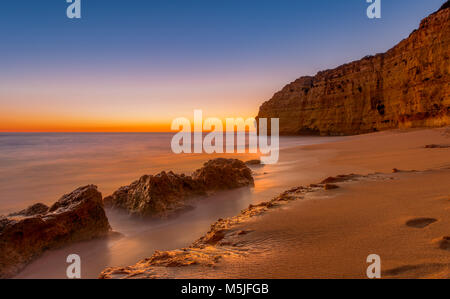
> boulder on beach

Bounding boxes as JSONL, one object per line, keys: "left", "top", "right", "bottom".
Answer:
{"left": 0, "top": 185, "right": 111, "bottom": 278}
{"left": 104, "top": 171, "right": 205, "bottom": 217}
{"left": 104, "top": 158, "right": 254, "bottom": 218}
{"left": 192, "top": 158, "right": 254, "bottom": 191}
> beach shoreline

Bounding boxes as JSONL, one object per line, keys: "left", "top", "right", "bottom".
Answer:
{"left": 100, "top": 127, "right": 450, "bottom": 279}
{"left": 10, "top": 134, "right": 346, "bottom": 279}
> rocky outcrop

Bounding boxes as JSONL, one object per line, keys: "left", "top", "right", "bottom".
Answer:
{"left": 257, "top": 4, "right": 450, "bottom": 135}
{"left": 8, "top": 203, "right": 49, "bottom": 217}
{"left": 103, "top": 172, "right": 205, "bottom": 217}
{"left": 104, "top": 158, "right": 254, "bottom": 217}
{"left": 0, "top": 185, "right": 111, "bottom": 278}
{"left": 192, "top": 159, "right": 254, "bottom": 191}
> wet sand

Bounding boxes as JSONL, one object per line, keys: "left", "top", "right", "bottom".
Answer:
{"left": 101, "top": 127, "right": 450, "bottom": 279}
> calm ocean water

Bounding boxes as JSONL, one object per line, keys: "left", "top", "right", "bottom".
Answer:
{"left": 0, "top": 133, "right": 342, "bottom": 278}
{"left": 0, "top": 133, "right": 180, "bottom": 214}
{"left": 0, "top": 133, "right": 337, "bottom": 214}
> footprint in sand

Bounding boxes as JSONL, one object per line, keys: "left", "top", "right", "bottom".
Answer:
{"left": 433, "top": 236, "right": 450, "bottom": 250}
{"left": 405, "top": 217, "right": 438, "bottom": 228}
{"left": 383, "top": 263, "right": 448, "bottom": 278}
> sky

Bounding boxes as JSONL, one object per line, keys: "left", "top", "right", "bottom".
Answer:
{"left": 0, "top": 0, "right": 445, "bottom": 132}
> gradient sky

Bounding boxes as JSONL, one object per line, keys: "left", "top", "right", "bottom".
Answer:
{"left": 0, "top": 0, "right": 445, "bottom": 132}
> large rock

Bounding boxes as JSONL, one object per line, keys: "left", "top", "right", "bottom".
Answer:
{"left": 257, "top": 4, "right": 450, "bottom": 135}
{"left": 104, "top": 158, "right": 254, "bottom": 217}
{"left": 192, "top": 158, "right": 254, "bottom": 191}
{"left": 104, "top": 172, "right": 205, "bottom": 217}
{"left": 8, "top": 203, "right": 49, "bottom": 217}
{"left": 0, "top": 185, "right": 111, "bottom": 278}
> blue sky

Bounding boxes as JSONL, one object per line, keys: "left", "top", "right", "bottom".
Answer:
{"left": 0, "top": 0, "right": 445, "bottom": 131}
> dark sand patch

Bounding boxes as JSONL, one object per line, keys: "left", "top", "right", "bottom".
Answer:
{"left": 433, "top": 236, "right": 450, "bottom": 250}
{"left": 383, "top": 263, "right": 449, "bottom": 278}
{"left": 425, "top": 144, "right": 450, "bottom": 149}
{"left": 406, "top": 218, "right": 438, "bottom": 228}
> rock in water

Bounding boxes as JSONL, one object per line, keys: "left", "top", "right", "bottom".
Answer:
{"left": 192, "top": 158, "right": 254, "bottom": 190}
{"left": 0, "top": 185, "right": 111, "bottom": 278}
{"left": 257, "top": 6, "right": 450, "bottom": 135}
{"left": 104, "top": 171, "right": 205, "bottom": 217}
{"left": 104, "top": 158, "right": 254, "bottom": 217}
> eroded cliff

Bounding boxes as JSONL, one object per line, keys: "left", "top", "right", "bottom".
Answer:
{"left": 257, "top": 4, "right": 450, "bottom": 135}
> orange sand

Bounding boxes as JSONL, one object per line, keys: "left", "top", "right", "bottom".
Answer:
{"left": 101, "top": 127, "right": 450, "bottom": 279}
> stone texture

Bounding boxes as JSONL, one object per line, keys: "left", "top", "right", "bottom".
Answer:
{"left": 0, "top": 185, "right": 111, "bottom": 278}
{"left": 192, "top": 158, "right": 254, "bottom": 191}
{"left": 8, "top": 203, "right": 49, "bottom": 217}
{"left": 257, "top": 5, "right": 450, "bottom": 135}
{"left": 104, "top": 171, "right": 205, "bottom": 217}
{"left": 104, "top": 158, "right": 254, "bottom": 218}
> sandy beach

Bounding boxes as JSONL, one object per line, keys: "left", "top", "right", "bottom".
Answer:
{"left": 100, "top": 127, "right": 450, "bottom": 279}
{"left": 2, "top": 0, "right": 449, "bottom": 284}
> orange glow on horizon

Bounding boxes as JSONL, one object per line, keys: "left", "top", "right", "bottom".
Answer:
{"left": 0, "top": 115, "right": 258, "bottom": 133}
{"left": 0, "top": 122, "right": 172, "bottom": 133}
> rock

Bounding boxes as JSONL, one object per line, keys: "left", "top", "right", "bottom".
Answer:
{"left": 104, "top": 158, "right": 254, "bottom": 217}
{"left": 192, "top": 158, "right": 254, "bottom": 191}
{"left": 0, "top": 217, "right": 11, "bottom": 232}
{"left": 104, "top": 171, "right": 204, "bottom": 217}
{"left": 439, "top": 0, "right": 450, "bottom": 11}
{"left": 320, "top": 174, "right": 358, "bottom": 184}
{"left": 8, "top": 203, "right": 49, "bottom": 217}
{"left": 257, "top": 6, "right": 450, "bottom": 135}
{"left": 0, "top": 185, "right": 111, "bottom": 278}
{"left": 202, "top": 229, "right": 227, "bottom": 245}
{"left": 321, "top": 177, "right": 341, "bottom": 184}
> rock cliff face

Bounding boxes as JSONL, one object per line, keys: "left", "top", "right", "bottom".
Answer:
{"left": 104, "top": 158, "right": 254, "bottom": 217}
{"left": 257, "top": 4, "right": 450, "bottom": 135}
{"left": 0, "top": 185, "right": 111, "bottom": 278}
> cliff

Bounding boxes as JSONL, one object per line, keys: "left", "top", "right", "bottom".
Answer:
{"left": 257, "top": 3, "right": 450, "bottom": 135}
